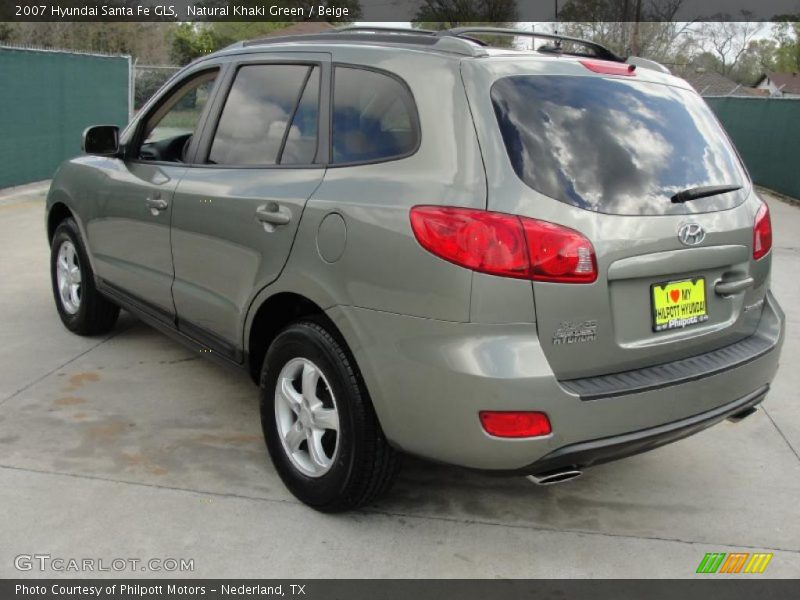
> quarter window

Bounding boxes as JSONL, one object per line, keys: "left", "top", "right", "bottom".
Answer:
{"left": 331, "top": 67, "right": 419, "bottom": 165}
{"left": 208, "top": 64, "right": 318, "bottom": 166}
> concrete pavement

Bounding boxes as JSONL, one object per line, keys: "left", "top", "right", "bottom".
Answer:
{"left": 1, "top": 186, "right": 798, "bottom": 578}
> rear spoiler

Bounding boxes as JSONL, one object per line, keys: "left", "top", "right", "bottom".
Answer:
{"left": 626, "top": 56, "right": 671, "bottom": 74}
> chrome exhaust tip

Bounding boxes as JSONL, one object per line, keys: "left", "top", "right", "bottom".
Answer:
{"left": 727, "top": 406, "right": 758, "bottom": 423}
{"left": 526, "top": 468, "right": 582, "bottom": 486}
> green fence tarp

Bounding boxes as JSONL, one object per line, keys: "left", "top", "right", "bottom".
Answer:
{"left": 1, "top": 54, "right": 796, "bottom": 200}
{"left": 0, "top": 47, "right": 129, "bottom": 188}
{"left": 706, "top": 96, "right": 800, "bottom": 200}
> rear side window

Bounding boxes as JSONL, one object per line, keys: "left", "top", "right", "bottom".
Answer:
{"left": 332, "top": 66, "right": 419, "bottom": 165}
{"left": 491, "top": 75, "right": 748, "bottom": 215}
{"left": 209, "top": 64, "right": 318, "bottom": 166}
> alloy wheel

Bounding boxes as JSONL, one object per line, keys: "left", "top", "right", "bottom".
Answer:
{"left": 274, "top": 357, "right": 340, "bottom": 477}
{"left": 56, "top": 240, "right": 82, "bottom": 314}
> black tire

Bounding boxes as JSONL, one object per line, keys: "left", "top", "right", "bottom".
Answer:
{"left": 260, "top": 320, "right": 400, "bottom": 512}
{"left": 50, "top": 218, "right": 119, "bottom": 336}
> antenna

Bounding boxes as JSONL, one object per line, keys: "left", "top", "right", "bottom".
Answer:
{"left": 554, "top": 0, "right": 559, "bottom": 37}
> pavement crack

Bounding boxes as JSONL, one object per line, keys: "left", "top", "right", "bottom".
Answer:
{"left": 0, "top": 462, "right": 298, "bottom": 508}
{"left": 0, "top": 323, "right": 131, "bottom": 409}
{"left": 1, "top": 462, "right": 798, "bottom": 555}
{"left": 762, "top": 405, "right": 800, "bottom": 464}
{"left": 360, "top": 507, "right": 800, "bottom": 555}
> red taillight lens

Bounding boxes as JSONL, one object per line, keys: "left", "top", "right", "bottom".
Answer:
{"left": 409, "top": 206, "right": 529, "bottom": 278}
{"left": 753, "top": 202, "right": 772, "bottom": 261}
{"left": 521, "top": 219, "right": 598, "bottom": 283}
{"left": 579, "top": 59, "right": 636, "bottom": 76}
{"left": 479, "top": 411, "right": 552, "bottom": 438}
{"left": 410, "top": 206, "right": 597, "bottom": 283}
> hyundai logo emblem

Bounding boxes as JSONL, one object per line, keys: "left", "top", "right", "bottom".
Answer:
{"left": 678, "top": 223, "right": 706, "bottom": 246}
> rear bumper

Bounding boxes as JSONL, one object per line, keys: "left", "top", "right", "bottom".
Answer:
{"left": 329, "top": 291, "right": 784, "bottom": 471}
{"left": 559, "top": 323, "right": 780, "bottom": 400}
{"left": 518, "top": 384, "right": 768, "bottom": 476}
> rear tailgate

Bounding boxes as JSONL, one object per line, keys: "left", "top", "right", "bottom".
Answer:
{"left": 462, "top": 57, "right": 771, "bottom": 380}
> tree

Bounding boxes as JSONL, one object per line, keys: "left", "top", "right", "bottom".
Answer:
{"left": 4, "top": 22, "right": 172, "bottom": 63}
{"left": 168, "top": 23, "right": 221, "bottom": 66}
{"left": 411, "top": 1, "right": 518, "bottom": 48}
{"left": 550, "top": 20, "right": 694, "bottom": 63}
{"left": 413, "top": 0, "right": 517, "bottom": 24}
{"left": 729, "top": 39, "right": 778, "bottom": 85}
{"left": 698, "top": 17, "right": 765, "bottom": 76}
{"left": 687, "top": 51, "right": 723, "bottom": 73}
{"left": 556, "top": 0, "right": 688, "bottom": 59}
{"left": 772, "top": 19, "right": 800, "bottom": 72}
{"left": 167, "top": 22, "right": 297, "bottom": 65}
{"left": 0, "top": 22, "right": 12, "bottom": 44}
{"left": 168, "top": 0, "right": 362, "bottom": 65}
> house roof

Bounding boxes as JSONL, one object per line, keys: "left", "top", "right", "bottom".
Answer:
{"left": 675, "top": 67, "right": 760, "bottom": 97}
{"left": 760, "top": 71, "right": 800, "bottom": 95}
{"left": 260, "top": 22, "right": 335, "bottom": 37}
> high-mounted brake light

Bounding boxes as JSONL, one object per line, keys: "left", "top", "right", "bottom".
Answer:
{"left": 579, "top": 59, "right": 636, "bottom": 77}
{"left": 479, "top": 411, "right": 552, "bottom": 438}
{"left": 410, "top": 206, "right": 597, "bottom": 283}
{"left": 753, "top": 202, "right": 772, "bottom": 260}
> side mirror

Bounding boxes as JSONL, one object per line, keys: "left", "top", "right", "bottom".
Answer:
{"left": 82, "top": 125, "right": 119, "bottom": 156}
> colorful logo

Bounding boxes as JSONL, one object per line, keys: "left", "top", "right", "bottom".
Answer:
{"left": 696, "top": 552, "right": 773, "bottom": 574}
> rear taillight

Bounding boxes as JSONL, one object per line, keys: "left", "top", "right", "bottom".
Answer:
{"left": 410, "top": 206, "right": 597, "bottom": 283}
{"left": 409, "top": 206, "right": 529, "bottom": 278}
{"left": 753, "top": 202, "right": 772, "bottom": 260}
{"left": 479, "top": 411, "right": 552, "bottom": 438}
{"left": 521, "top": 218, "right": 598, "bottom": 283}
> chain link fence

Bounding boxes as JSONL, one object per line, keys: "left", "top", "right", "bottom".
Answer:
{"left": 133, "top": 63, "right": 182, "bottom": 112}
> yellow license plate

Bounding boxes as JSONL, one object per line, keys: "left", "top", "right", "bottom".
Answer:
{"left": 651, "top": 278, "right": 709, "bottom": 332}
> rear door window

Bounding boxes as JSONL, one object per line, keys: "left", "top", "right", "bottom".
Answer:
{"left": 208, "top": 64, "right": 318, "bottom": 166}
{"left": 491, "top": 75, "right": 748, "bottom": 215}
{"left": 331, "top": 66, "right": 419, "bottom": 165}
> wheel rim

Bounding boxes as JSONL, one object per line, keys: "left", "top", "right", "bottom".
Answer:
{"left": 274, "top": 357, "right": 340, "bottom": 478}
{"left": 56, "top": 240, "right": 82, "bottom": 315}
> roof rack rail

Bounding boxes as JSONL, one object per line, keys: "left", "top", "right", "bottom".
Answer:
{"left": 240, "top": 26, "right": 625, "bottom": 62}
{"left": 242, "top": 28, "right": 484, "bottom": 57}
{"left": 440, "top": 27, "right": 625, "bottom": 62}
{"left": 334, "top": 26, "right": 438, "bottom": 36}
{"left": 244, "top": 32, "right": 438, "bottom": 47}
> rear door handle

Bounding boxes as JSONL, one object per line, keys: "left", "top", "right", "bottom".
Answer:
{"left": 256, "top": 203, "right": 292, "bottom": 230}
{"left": 145, "top": 196, "right": 168, "bottom": 214}
{"left": 715, "top": 277, "right": 754, "bottom": 296}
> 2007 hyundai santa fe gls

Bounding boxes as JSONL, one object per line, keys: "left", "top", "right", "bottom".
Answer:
{"left": 46, "top": 27, "right": 785, "bottom": 511}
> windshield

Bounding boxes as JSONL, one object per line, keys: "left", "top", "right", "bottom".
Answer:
{"left": 491, "top": 75, "right": 748, "bottom": 215}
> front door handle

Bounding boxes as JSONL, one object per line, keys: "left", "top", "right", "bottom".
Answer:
{"left": 715, "top": 277, "right": 754, "bottom": 296}
{"left": 145, "top": 196, "right": 168, "bottom": 214}
{"left": 256, "top": 203, "right": 292, "bottom": 231}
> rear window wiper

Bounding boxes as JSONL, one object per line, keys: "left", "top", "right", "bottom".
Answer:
{"left": 671, "top": 184, "right": 742, "bottom": 204}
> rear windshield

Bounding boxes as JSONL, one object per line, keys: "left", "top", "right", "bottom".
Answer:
{"left": 491, "top": 75, "right": 748, "bottom": 215}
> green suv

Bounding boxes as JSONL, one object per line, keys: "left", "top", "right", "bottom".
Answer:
{"left": 46, "top": 28, "right": 784, "bottom": 511}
